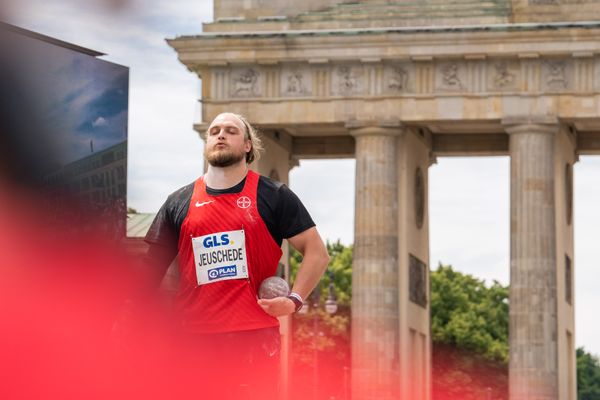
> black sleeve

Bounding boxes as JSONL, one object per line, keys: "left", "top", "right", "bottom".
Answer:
{"left": 276, "top": 184, "right": 315, "bottom": 239}
{"left": 257, "top": 176, "right": 315, "bottom": 247}
{"left": 144, "top": 182, "right": 194, "bottom": 264}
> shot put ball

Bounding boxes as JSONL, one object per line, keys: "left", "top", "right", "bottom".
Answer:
{"left": 258, "top": 276, "right": 290, "bottom": 299}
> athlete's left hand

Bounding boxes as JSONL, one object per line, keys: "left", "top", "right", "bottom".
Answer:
{"left": 257, "top": 297, "right": 295, "bottom": 317}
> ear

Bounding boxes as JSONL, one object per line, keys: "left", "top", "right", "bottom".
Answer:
{"left": 244, "top": 138, "right": 252, "bottom": 154}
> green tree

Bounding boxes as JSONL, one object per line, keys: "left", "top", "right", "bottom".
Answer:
{"left": 289, "top": 239, "right": 353, "bottom": 307}
{"left": 430, "top": 264, "right": 510, "bottom": 398}
{"left": 577, "top": 347, "right": 600, "bottom": 400}
{"left": 289, "top": 240, "right": 352, "bottom": 400}
{"left": 289, "top": 240, "right": 352, "bottom": 354}
{"left": 431, "top": 264, "right": 509, "bottom": 363}
{"left": 289, "top": 245, "right": 600, "bottom": 398}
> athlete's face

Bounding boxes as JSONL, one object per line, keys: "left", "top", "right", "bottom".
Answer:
{"left": 205, "top": 113, "right": 251, "bottom": 167}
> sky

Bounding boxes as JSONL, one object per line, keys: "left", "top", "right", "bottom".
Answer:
{"left": 5, "top": 0, "right": 599, "bottom": 356}
{"left": 31, "top": 44, "right": 129, "bottom": 164}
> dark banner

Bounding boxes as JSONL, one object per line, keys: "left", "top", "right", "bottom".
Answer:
{"left": 0, "top": 24, "right": 129, "bottom": 239}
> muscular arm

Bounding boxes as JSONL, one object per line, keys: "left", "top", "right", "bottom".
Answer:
{"left": 258, "top": 227, "right": 329, "bottom": 317}
{"left": 139, "top": 242, "right": 178, "bottom": 293}
{"left": 287, "top": 227, "right": 330, "bottom": 299}
{"left": 141, "top": 182, "right": 193, "bottom": 291}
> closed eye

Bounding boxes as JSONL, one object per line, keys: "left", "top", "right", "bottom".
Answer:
{"left": 208, "top": 125, "right": 240, "bottom": 136}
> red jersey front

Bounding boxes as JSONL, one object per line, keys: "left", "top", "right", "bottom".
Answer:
{"left": 175, "top": 171, "right": 282, "bottom": 333}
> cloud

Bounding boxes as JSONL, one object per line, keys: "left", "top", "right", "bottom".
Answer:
{"left": 92, "top": 117, "right": 108, "bottom": 127}
{"left": 290, "top": 159, "right": 355, "bottom": 245}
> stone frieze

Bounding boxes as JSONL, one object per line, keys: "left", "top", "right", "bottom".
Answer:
{"left": 383, "top": 63, "right": 415, "bottom": 94}
{"left": 230, "top": 67, "right": 262, "bottom": 98}
{"left": 331, "top": 65, "right": 365, "bottom": 96}
{"left": 542, "top": 59, "right": 573, "bottom": 92}
{"left": 209, "top": 56, "right": 597, "bottom": 100}
{"left": 488, "top": 60, "right": 520, "bottom": 91}
{"left": 280, "top": 66, "right": 312, "bottom": 96}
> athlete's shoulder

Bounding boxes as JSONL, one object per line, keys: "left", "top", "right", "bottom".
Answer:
{"left": 257, "top": 174, "right": 314, "bottom": 240}
{"left": 258, "top": 174, "right": 285, "bottom": 192}
{"left": 165, "top": 180, "right": 195, "bottom": 205}
{"left": 160, "top": 180, "right": 196, "bottom": 224}
{"left": 145, "top": 180, "right": 196, "bottom": 245}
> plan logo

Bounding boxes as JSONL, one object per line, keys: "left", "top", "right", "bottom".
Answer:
{"left": 208, "top": 265, "right": 237, "bottom": 281}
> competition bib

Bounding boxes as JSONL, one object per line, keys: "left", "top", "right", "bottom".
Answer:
{"left": 191, "top": 229, "right": 249, "bottom": 285}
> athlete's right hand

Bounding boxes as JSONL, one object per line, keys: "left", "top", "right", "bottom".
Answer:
{"left": 257, "top": 297, "right": 295, "bottom": 317}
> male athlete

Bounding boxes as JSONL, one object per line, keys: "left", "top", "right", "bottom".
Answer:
{"left": 144, "top": 112, "right": 329, "bottom": 399}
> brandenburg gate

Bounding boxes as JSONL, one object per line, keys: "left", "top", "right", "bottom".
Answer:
{"left": 169, "top": 1, "right": 600, "bottom": 399}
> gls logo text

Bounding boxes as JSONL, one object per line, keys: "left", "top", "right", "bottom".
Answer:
{"left": 202, "top": 234, "right": 230, "bottom": 249}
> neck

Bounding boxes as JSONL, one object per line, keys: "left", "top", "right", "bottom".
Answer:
{"left": 204, "top": 161, "right": 248, "bottom": 189}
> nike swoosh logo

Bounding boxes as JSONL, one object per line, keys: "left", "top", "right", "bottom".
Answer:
{"left": 195, "top": 200, "right": 215, "bottom": 207}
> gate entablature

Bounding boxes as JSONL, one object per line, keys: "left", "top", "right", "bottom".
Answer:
{"left": 171, "top": 22, "right": 600, "bottom": 156}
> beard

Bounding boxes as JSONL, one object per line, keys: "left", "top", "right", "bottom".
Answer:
{"left": 205, "top": 146, "right": 246, "bottom": 167}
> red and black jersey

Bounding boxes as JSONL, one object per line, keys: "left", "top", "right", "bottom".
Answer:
{"left": 146, "top": 174, "right": 314, "bottom": 252}
{"left": 174, "top": 171, "right": 281, "bottom": 333}
{"left": 145, "top": 171, "right": 315, "bottom": 333}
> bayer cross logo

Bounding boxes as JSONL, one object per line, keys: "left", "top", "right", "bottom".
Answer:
{"left": 236, "top": 196, "right": 251, "bottom": 209}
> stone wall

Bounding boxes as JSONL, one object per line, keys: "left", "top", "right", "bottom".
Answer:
{"left": 209, "top": 0, "right": 600, "bottom": 33}
{"left": 512, "top": 0, "right": 600, "bottom": 23}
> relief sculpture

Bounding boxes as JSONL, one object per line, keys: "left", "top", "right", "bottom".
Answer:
{"left": 337, "top": 66, "right": 359, "bottom": 95}
{"left": 281, "top": 67, "right": 312, "bottom": 97}
{"left": 232, "top": 68, "right": 260, "bottom": 97}
{"left": 439, "top": 63, "right": 464, "bottom": 90}
{"left": 545, "top": 60, "right": 568, "bottom": 90}
{"left": 409, "top": 254, "right": 428, "bottom": 308}
{"left": 388, "top": 66, "right": 408, "bottom": 92}
{"left": 285, "top": 70, "right": 307, "bottom": 95}
{"left": 493, "top": 62, "right": 516, "bottom": 89}
{"left": 415, "top": 167, "right": 425, "bottom": 229}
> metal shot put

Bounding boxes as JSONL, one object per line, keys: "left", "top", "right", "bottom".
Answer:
{"left": 258, "top": 276, "right": 290, "bottom": 300}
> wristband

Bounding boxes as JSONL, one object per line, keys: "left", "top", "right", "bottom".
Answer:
{"left": 287, "top": 292, "right": 304, "bottom": 313}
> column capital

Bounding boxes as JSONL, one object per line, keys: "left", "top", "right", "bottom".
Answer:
{"left": 502, "top": 116, "right": 560, "bottom": 135}
{"left": 194, "top": 122, "right": 210, "bottom": 140}
{"left": 346, "top": 119, "right": 405, "bottom": 137}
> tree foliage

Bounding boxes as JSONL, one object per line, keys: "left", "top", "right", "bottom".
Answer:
{"left": 577, "top": 347, "right": 600, "bottom": 400}
{"left": 430, "top": 264, "right": 509, "bottom": 363}
{"left": 289, "top": 240, "right": 353, "bottom": 356}
{"left": 290, "top": 239, "right": 353, "bottom": 307}
{"left": 289, "top": 241, "right": 352, "bottom": 400}
{"left": 289, "top": 242, "right": 600, "bottom": 398}
{"left": 433, "top": 344, "right": 508, "bottom": 400}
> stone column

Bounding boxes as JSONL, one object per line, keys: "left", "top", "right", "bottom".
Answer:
{"left": 504, "top": 117, "right": 559, "bottom": 400}
{"left": 350, "top": 125, "right": 401, "bottom": 400}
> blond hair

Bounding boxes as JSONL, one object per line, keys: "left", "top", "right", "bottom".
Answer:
{"left": 234, "top": 113, "right": 263, "bottom": 164}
